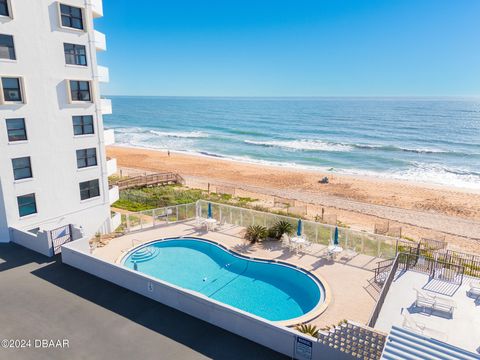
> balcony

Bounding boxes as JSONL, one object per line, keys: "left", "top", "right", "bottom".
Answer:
{"left": 93, "top": 30, "right": 107, "bottom": 52}
{"left": 97, "top": 65, "right": 109, "bottom": 83}
{"left": 110, "top": 212, "right": 121, "bottom": 231}
{"left": 100, "top": 98, "right": 112, "bottom": 115}
{"left": 106, "top": 157, "right": 117, "bottom": 177}
{"left": 104, "top": 129, "right": 115, "bottom": 146}
{"left": 108, "top": 185, "right": 119, "bottom": 205}
{"left": 91, "top": 0, "right": 104, "bottom": 18}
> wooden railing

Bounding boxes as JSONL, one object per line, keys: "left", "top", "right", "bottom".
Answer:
{"left": 114, "top": 172, "right": 185, "bottom": 190}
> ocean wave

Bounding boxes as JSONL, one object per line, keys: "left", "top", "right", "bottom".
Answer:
{"left": 344, "top": 162, "right": 480, "bottom": 190}
{"left": 244, "top": 138, "right": 452, "bottom": 155}
{"left": 149, "top": 130, "right": 208, "bottom": 138}
{"left": 244, "top": 139, "right": 353, "bottom": 152}
{"left": 352, "top": 143, "right": 448, "bottom": 154}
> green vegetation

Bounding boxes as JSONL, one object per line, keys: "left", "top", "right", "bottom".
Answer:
{"left": 244, "top": 225, "right": 268, "bottom": 243}
{"left": 296, "top": 324, "right": 319, "bottom": 337}
{"left": 268, "top": 220, "right": 295, "bottom": 240}
{"left": 112, "top": 185, "right": 258, "bottom": 212}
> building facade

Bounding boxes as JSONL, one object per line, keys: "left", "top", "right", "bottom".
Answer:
{"left": 0, "top": 0, "right": 118, "bottom": 249}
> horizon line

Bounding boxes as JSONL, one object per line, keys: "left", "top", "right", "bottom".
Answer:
{"left": 103, "top": 94, "right": 480, "bottom": 99}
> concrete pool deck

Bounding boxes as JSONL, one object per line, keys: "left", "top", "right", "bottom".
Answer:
{"left": 375, "top": 270, "right": 480, "bottom": 353}
{"left": 0, "top": 243, "right": 286, "bottom": 360}
{"left": 93, "top": 220, "right": 379, "bottom": 328}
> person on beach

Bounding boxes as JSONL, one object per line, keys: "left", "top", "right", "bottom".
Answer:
{"left": 167, "top": 150, "right": 171, "bottom": 157}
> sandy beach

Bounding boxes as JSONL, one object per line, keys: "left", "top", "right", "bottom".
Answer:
{"left": 107, "top": 145, "right": 480, "bottom": 253}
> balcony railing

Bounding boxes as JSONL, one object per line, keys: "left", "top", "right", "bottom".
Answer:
{"left": 93, "top": 30, "right": 107, "bottom": 51}
{"left": 108, "top": 185, "right": 119, "bottom": 205}
{"left": 104, "top": 129, "right": 115, "bottom": 146}
{"left": 106, "top": 157, "right": 117, "bottom": 177}
{"left": 90, "top": 0, "right": 104, "bottom": 18}
{"left": 97, "top": 65, "right": 109, "bottom": 83}
{"left": 100, "top": 98, "right": 112, "bottom": 115}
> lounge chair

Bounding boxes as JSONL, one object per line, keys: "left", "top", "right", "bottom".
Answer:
{"left": 341, "top": 248, "right": 357, "bottom": 260}
{"left": 402, "top": 312, "right": 447, "bottom": 341}
{"left": 414, "top": 288, "right": 456, "bottom": 316}
{"left": 468, "top": 280, "right": 480, "bottom": 298}
{"left": 402, "top": 312, "right": 426, "bottom": 333}
{"left": 217, "top": 217, "right": 227, "bottom": 230}
{"left": 281, "top": 234, "right": 290, "bottom": 249}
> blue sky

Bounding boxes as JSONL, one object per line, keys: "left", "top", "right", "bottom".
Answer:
{"left": 96, "top": 0, "right": 480, "bottom": 97}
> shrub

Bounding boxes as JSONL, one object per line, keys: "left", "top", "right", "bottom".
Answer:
{"left": 244, "top": 225, "right": 268, "bottom": 243}
{"left": 296, "top": 324, "right": 319, "bottom": 338}
{"left": 268, "top": 220, "right": 295, "bottom": 240}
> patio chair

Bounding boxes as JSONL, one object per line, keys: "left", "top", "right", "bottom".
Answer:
{"left": 414, "top": 288, "right": 456, "bottom": 316}
{"left": 281, "top": 234, "right": 290, "bottom": 248}
{"left": 341, "top": 247, "right": 357, "bottom": 260}
{"left": 468, "top": 280, "right": 480, "bottom": 298}
{"left": 217, "top": 217, "right": 227, "bottom": 230}
{"left": 402, "top": 312, "right": 426, "bottom": 333}
{"left": 402, "top": 312, "right": 448, "bottom": 341}
{"left": 195, "top": 217, "right": 207, "bottom": 230}
{"left": 414, "top": 288, "right": 436, "bottom": 309}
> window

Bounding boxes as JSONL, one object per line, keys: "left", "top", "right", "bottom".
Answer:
{"left": 0, "top": 0, "right": 9, "bottom": 17}
{"left": 17, "top": 193, "right": 37, "bottom": 217}
{"left": 6, "top": 118, "right": 27, "bottom": 141}
{"left": 1, "top": 77, "right": 22, "bottom": 102}
{"left": 60, "top": 4, "right": 84, "bottom": 30}
{"left": 79, "top": 179, "right": 100, "bottom": 200}
{"left": 69, "top": 80, "right": 91, "bottom": 102}
{"left": 76, "top": 148, "right": 97, "bottom": 168}
{"left": 64, "top": 43, "right": 86, "bottom": 66}
{"left": 0, "top": 34, "right": 15, "bottom": 60}
{"left": 73, "top": 115, "right": 94, "bottom": 135}
{"left": 12, "top": 157, "right": 32, "bottom": 180}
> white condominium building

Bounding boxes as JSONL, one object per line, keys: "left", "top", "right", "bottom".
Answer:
{"left": 0, "top": 0, "right": 118, "bottom": 255}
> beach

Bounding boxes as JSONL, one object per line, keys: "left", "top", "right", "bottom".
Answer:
{"left": 107, "top": 145, "right": 480, "bottom": 253}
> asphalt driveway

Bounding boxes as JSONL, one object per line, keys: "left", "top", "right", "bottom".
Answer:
{"left": 0, "top": 243, "right": 286, "bottom": 360}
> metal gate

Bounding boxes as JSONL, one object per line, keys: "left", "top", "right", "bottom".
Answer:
{"left": 50, "top": 225, "right": 72, "bottom": 255}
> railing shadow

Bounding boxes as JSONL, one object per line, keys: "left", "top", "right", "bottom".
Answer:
{"left": 422, "top": 278, "right": 461, "bottom": 297}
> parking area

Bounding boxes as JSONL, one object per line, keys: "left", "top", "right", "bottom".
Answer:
{"left": 0, "top": 243, "right": 286, "bottom": 360}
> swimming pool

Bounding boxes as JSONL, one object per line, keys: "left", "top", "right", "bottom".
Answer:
{"left": 122, "top": 238, "right": 326, "bottom": 324}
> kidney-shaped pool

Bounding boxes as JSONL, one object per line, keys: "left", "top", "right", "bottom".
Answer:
{"left": 123, "top": 238, "right": 326, "bottom": 324}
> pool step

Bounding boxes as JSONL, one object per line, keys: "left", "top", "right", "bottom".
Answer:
{"left": 130, "top": 246, "right": 160, "bottom": 263}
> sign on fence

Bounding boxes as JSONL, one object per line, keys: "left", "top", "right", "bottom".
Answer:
{"left": 295, "top": 337, "right": 313, "bottom": 360}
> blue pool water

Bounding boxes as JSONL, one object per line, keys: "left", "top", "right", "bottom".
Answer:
{"left": 123, "top": 238, "right": 324, "bottom": 322}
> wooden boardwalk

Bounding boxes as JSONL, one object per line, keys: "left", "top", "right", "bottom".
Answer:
{"left": 115, "top": 172, "right": 185, "bottom": 190}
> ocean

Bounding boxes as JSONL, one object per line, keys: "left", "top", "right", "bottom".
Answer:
{"left": 104, "top": 97, "right": 480, "bottom": 190}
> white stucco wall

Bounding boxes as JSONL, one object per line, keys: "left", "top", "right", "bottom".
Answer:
{"left": 0, "top": 0, "right": 113, "bottom": 244}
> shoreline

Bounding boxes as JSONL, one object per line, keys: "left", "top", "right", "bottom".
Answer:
{"left": 110, "top": 144, "right": 480, "bottom": 195}
{"left": 107, "top": 144, "right": 480, "bottom": 252}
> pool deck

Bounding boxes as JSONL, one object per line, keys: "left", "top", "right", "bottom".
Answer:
{"left": 93, "top": 220, "right": 379, "bottom": 328}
